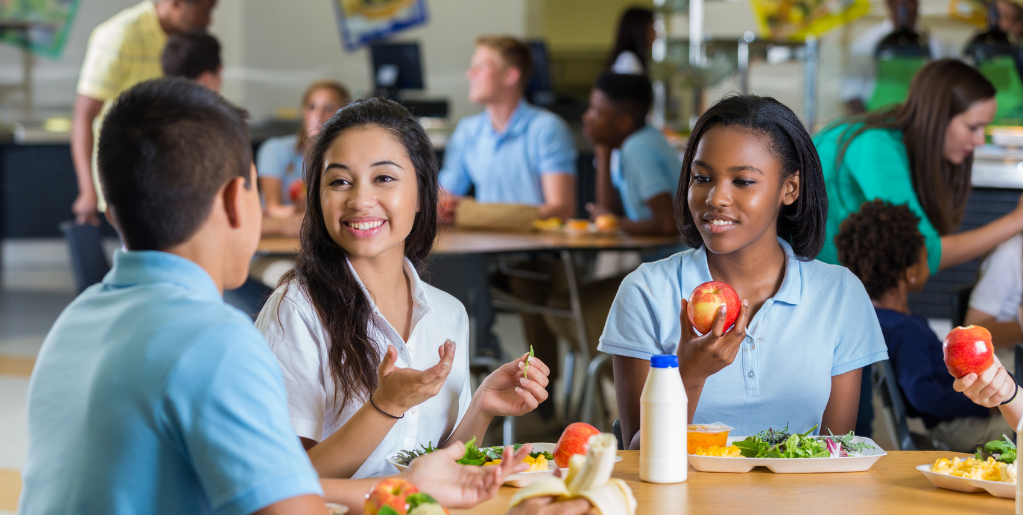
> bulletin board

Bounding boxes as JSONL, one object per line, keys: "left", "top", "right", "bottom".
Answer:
{"left": 333, "top": 0, "right": 429, "bottom": 51}
{"left": 749, "top": 0, "right": 870, "bottom": 40}
{"left": 0, "top": 0, "right": 81, "bottom": 59}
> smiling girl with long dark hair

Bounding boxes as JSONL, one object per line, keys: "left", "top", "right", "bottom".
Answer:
{"left": 256, "top": 98, "right": 549, "bottom": 479}
{"left": 599, "top": 95, "right": 889, "bottom": 450}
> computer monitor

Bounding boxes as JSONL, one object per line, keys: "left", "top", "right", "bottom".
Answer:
{"left": 370, "top": 41, "right": 424, "bottom": 100}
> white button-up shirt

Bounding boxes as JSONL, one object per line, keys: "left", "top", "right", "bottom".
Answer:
{"left": 256, "top": 258, "right": 472, "bottom": 478}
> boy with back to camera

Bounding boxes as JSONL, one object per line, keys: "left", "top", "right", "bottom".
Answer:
{"left": 19, "top": 78, "right": 526, "bottom": 514}
{"left": 161, "top": 30, "right": 223, "bottom": 91}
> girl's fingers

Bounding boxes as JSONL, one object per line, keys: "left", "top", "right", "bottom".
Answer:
{"left": 514, "top": 386, "right": 541, "bottom": 411}
{"left": 420, "top": 356, "right": 453, "bottom": 385}
{"left": 733, "top": 299, "right": 751, "bottom": 334}
{"left": 710, "top": 304, "right": 728, "bottom": 338}
{"left": 526, "top": 356, "right": 551, "bottom": 378}
{"left": 517, "top": 377, "right": 549, "bottom": 402}
{"left": 378, "top": 345, "right": 398, "bottom": 378}
{"left": 518, "top": 360, "right": 550, "bottom": 387}
{"left": 679, "top": 299, "right": 695, "bottom": 341}
{"left": 952, "top": 373, "right": 976, "bottom": 393}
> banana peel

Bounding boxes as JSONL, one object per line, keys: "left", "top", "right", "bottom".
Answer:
{"left": 509, "top": 434, "right": 636, "bottom": 515}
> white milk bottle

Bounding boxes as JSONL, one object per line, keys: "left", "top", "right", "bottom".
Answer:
{"left": 640, "top": 354, "right": 688, "bottom": 483}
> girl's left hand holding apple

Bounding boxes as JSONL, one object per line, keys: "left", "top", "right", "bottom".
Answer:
{"left": 404, "top": 442, "right": 533, "bottom": 508}
{"left": 475, "top": 353, "right": 551, "bottom": 417}
{"left": 953, "top": 354, "right": 1018, "bottom": 408}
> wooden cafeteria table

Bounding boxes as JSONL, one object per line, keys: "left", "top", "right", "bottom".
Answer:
{"left": 257, "top": 228, "right": 680, "bottom": 256}
{"left": 452, "top": 451, "right": 1012, "bottom": 515}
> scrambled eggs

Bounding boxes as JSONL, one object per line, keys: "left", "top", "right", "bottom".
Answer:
{"left": 694, "top": 445, "right": 742, "bottom": 457}
{"left": 931, "top": 456, "right": 1016, "bottom": 483}
{"left": 483, "top": 454, "right": 550, "bottom": 472}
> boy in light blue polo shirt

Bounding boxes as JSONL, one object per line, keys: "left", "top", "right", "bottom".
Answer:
{"left": 582, "top": 72, "right": 680, "bottom": 235}
{"left": 439, "top": 35, "right": 577, "bottom": 220}
{"left": 20, "top": 78, "right": 325, "bottom": 514}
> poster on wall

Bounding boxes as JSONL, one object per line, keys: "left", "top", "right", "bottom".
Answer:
{"left": 947, "top": 0, "right": 987, "bottom": 27}
{"left": 748, "top": 0, "right": 869, "bottom": 40}
{"left": 0, "top": 0, "right": 81, "bottom": 59}
{"left": 333, "top": 0, "right": 429, "bottom": 51}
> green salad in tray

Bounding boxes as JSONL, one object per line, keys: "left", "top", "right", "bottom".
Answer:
{"left": 734, "top": 425, "right": 876, "bottom": 458}
{"left": 393, "top": 437, "right": 553, "bottom": 467}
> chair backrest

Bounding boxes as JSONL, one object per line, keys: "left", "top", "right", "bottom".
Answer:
{"left": 612, "top": 418, "right": 625, "bottom": 451}
{"left": 871, "top": 360, "right": 918, "bottom": 451}
{"left": 59, "top": 220, "right": 111, "bottom": 294}
{"left": 1015, "top": 342, "right": 1023, "bottom": 386}
{"left": 950, "top": 284, "right": 975, "bottom": 328}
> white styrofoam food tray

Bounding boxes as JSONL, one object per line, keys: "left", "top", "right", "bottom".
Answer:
{"left": 388, "top": 442, "right": 621, "bottom": 488}
{"left": 687, "top": 436, "right": 886, "bottom": 473}
{"left": 916, "top": 464, "right": 1015, "bottom": 499}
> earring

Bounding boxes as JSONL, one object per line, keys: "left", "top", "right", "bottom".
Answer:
{"left": 910, "top": 277, "right": 916, "bottom": 284}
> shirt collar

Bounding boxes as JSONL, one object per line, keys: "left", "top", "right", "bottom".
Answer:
{"left": 486, "top": 98, "right": 532, "bottom": 138}
{"left": 345, "top": 257, "right": 434, "bottom": 319}
{"left": 681, "top": 237, "right": 802, "bottom": 306}
{"left": 104, "top": 249, "right": 222, "bottom": 300}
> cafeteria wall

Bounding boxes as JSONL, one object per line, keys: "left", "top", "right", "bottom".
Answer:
{"left": 0, "top": 0, "right": 528, "bottom": 122}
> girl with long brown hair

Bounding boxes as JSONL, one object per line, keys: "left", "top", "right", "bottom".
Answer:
{"left": 258, "top": 80, "right": 350, "bottom": 236}
{"left": 256, "top": 98, "right": 550, "bottom": 480}
{"left": 816, "top": 59, "right": 1023, "bottom": 274}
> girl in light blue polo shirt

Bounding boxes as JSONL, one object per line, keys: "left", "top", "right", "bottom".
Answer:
{"left": 599, "top": 95, "right": 888, "bottom": 449}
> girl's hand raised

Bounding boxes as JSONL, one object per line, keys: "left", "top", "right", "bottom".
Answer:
{"left": 372, "top": 341, "right": 455, "bottom": 416}
{"left": 676, "top": 298, "right": 750, "bottom": 385}
{"left": 475, "top": 352, "right": 551, "bottom": 417}
{"left": 405, "top": 442, "right": 533, "bottom": 508}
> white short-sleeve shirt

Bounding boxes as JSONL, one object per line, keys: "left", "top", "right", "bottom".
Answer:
{"left": 255, "top": 258, "right": 472, "bottom": 478}
{"left": 969, "top": 234, "right": 1023, "bottom": 323}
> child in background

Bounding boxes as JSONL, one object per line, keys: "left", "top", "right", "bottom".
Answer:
{"left": 161, "top": 30, "right": 222, "bottom": 91}
{"left": 256, "top": 98, "right": 551, "bottom": 479}
{"left": 258, "top": 80, "right": 351, "bottom": 236}
{"left": 600, "top": 95, "right": 887, "bottom": 449}
{"left": 835, "top": 199, "right": 1013, "bottom": 451}
{"left": 20, "top": 78, "right": 531, "bottom": 514}
{"left": 582, "top": 72, "right": 680, "bottom": 236}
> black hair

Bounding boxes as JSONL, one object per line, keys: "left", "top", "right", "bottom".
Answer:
{"left": 676, "top": 94, "right": 828, "bottom": 260}
{"left": 608, "top": 7, "right": 654, "bottom": 71}
{"left": 595, "top": 72, "right": 652, "bottom": 127}
{"left": 835, "top": 200, "right": 925, "bottom": 300}
{"left": 161, "top": 30, "right": 221, "bottom": 80}
{"left": 279, "top": 98, "right": 438, "bottom": 419}
{"left": 98, "top": 77, "right": 250, "bottom": 251}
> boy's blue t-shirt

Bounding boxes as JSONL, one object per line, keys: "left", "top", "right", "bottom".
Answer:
{"left": 438, "top": 99, "right": 577, "bottom": 205}
{"left": 598, "top": 238, "right": 889, "bottom": 436}
{"left": 19, "top": 250, "right": 322, "bottom": 515}
{"left": 610, "top": 125, "right": 682, "bottom": 221}
{"left": 874, "top": 308, "right": 990, "bottom": 429}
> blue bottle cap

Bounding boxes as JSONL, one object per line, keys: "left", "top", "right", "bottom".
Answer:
{"left": 650, "top": 354, "right": 678, "bottom": 369}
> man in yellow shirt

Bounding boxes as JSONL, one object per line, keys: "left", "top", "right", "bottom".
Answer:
{"left": 72, "top": 0, "right": 216, "bottom": 225}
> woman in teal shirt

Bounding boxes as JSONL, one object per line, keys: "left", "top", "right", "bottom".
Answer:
{"left": 816, "top": 59, "right": 1023, "bottom": 274}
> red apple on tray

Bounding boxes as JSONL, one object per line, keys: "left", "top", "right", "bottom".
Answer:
{"left": 365, "top": 478, "right": 418, "bottom": 515}
{"left": 687, "top": 280, "right": 740, "bottom": 335}
{"left": 943, "top": 325, "right": 995, "bottom": 378}
{"left": 553, "top": 422, "right": 601, "bottom": 469}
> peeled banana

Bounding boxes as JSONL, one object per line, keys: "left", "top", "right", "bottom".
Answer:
{"left": 509, "top": 434, "right": 637, "bottom": 515}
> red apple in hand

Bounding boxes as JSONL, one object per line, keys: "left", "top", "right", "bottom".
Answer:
{"left": 553, "top": 422, "right": 601, "bottom": 468}
{"left": 288, "top": 179, "right": 307, "bottom": 204}
{"left": 943, "top": 325, "right": 995, "bottom": 378}
{"left": 365, "top": 478, "right": 418, "bottom": 515}
{"left": 687, "top": 280, "right": 740, "bottom": 335}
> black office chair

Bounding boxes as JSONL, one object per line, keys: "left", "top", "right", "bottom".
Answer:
{"left": 872, "top": 360, "right": 933, "bottom": 450}
{"left": 59, "top": 220, "right": 111, "bottom": 294}
{"left": 949, "top": 284, "right": 975, "bottom": 328}
{"left": 1015, "top": 343, "right": 1023, "bottom": 387}
{"left": 612, "top": 418, "right": 625, "bottom": 451}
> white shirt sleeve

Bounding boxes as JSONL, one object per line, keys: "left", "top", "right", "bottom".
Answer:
{"left": 611, "top": 51, "right": 645, "bottom": 75}
{"left": 969, "top": 235, "right": 1023, "bottom": 322}
{"left": 255, "top": 284, "right": 329, "bottom": 442}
